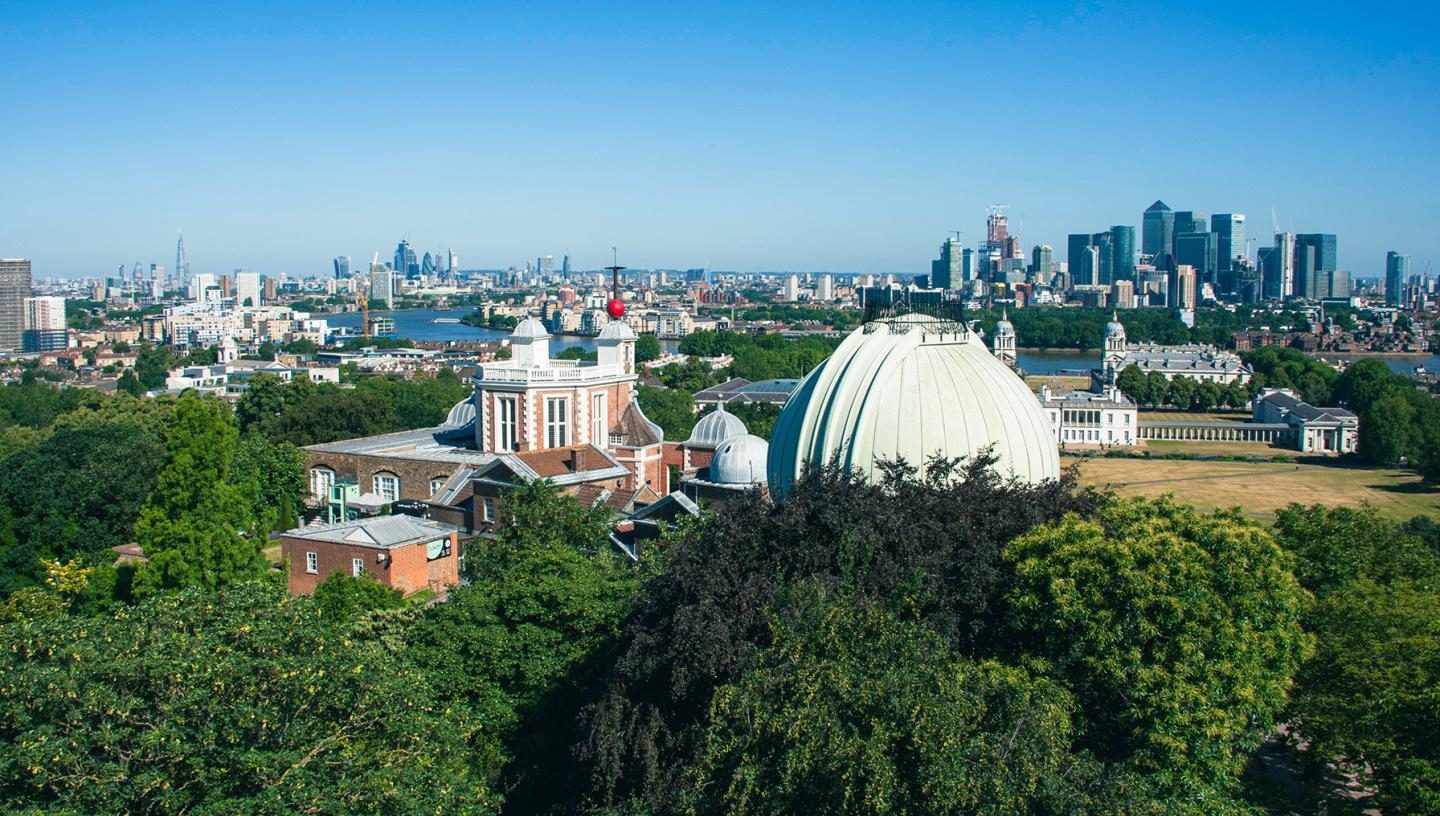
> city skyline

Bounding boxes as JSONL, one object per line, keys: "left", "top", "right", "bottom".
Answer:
{"left": 4, "top": 1, "right": 1437, "bottom": 277}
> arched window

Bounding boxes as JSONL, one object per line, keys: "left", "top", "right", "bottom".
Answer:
{"left": 373, "top": 472, "right": 400, "bottom": 503}
{"left": 309, "top": 467, "right": 336, "bottom": 500}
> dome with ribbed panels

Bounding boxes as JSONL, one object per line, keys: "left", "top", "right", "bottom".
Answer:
{"left": 711, "top": 434, "right": 769, "bottom": 485}
{"left": 684, "top": 403, "right": 748, "bottom": 449}
{"left": 767, "top": 313, "right": 1059, "bottom": 499}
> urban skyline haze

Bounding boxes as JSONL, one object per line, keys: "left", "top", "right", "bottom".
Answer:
{"left": 3, "top": 0, "right": 1437, "bottom": 278}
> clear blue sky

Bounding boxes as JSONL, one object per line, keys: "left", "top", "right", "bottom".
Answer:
{"left": 3, "top": 0, "right": 1437, "bottom": 278}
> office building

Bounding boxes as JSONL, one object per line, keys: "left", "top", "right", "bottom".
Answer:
{"left": 333, "top": 256, "right": 350, "bottom": 280}
{"left": 1142, "top": 200, "right": 1174, "bottom": 259}
{"left": 1295, "top": 234, "right": 1337, "bottom": 301}
{"left": 1067, "top": 234, "right": 1095, "bottom": 286}
{"left": 783, "top": 274, "right": 800, "bottom": 302}
{"left": 1171, "top": 265, "right": 1198, "bottom": 310}
{"left": 1091, "top": 230, "right": 1115, "bottom": 286}
{"left": 1030, "top": 244, "right": 1053, "bottom": 283}
{"left": 0, "top": 259, "right": 31, "bottom": 350}
{"left": 1175, "top": 232, "right": 1218, "bottom": 285}
{"left": 1211, "top": 214, "right": 1246, "bottom": 291}
{"left": 236, "top": 271, "right": 262, "bottom": 308}
{"left": 817, "top": 274, "right": 834, "bottom": 302}
{"left": 1260, "top": 234, "right": 1296, "bottom": 301}
{"left": 370, "top": 264, "right": 395, "bottom": 309}
{"left": 1110, "top": 225, "right": 1135, "bottom": 282}
{"left": 449, "top": 249, "right": 459, "bottom": 275}
{"left": 394, "top": 241, "right": 419, "bottom": 279}
{"left": 1386, "top": 251, "right": 1409, "bottom": 306}
{"left": 189, "top": 273, "right": 219, "bottom": 304}
{"left": 536, "top": 256, "right": 555, "bottom": 280}
{"left": 1173, "top": 211, "right": 1208, "bottom": 242}
{"left": 931, "top": 237, "right": 962, "bottom": 289}
{"left": 22, "top": 295, "right": 67, "bottom": 352}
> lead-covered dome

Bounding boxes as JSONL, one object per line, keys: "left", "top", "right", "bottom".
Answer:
{"left": 685, "top": 403, "right": 748, "bottom": 449}
{"left": 767, "top": 313, "right": 1059, "bottom": 499}
{"left": 711, "top": 434, "right": 769, "bottom": 485}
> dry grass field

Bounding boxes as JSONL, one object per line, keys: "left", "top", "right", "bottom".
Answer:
{"left": 1139, "top": 410, "right": 1251, "bottom": 423}
{"left": 1025, "top": 375, "right": 1091, "bottom": 395}
{"left": 1066, "top": 455, "right": 1440, "bottom": 522}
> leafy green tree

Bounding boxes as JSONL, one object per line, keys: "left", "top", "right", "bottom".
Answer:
{"left": 1333, "top": 357, "right": 1401, "bottom": 413}
{"left": 1145, "top": 369, "right": 1170, "bottom": 407}
{"left": 282, "top": 336, "right": 318, "bottom": 356}
{"left": 686, "top": 589, "right": 1080, "bottom": 816}
{"left": 636, "top": 332, "right": 663, "bottom": 362}
{"left": 1115, "top": 363, "right": 1148, "bottom": 404}
{"left": 133, "top": 343, "right": 175, "bottom": 389}
{"left": 1004, "top": 496, "right": 1311, "bottom": 797}
{"left": 1194, "top": 379, "right": 1223, "bottom": 411}
{"left": 312, "top": 572, "right": 407, "bottom": 624}
{"left": 131, "top": 394, "right": 266, "bottom": 596}
{"left": 1274, "top": 505, "right": 1440, "bottom": 813}
{"left": 556, "top": 345, "right": 598, "bottom": 361}
{"left": 1359, "top": 392, "right": 1418, "bottom": 466}
{"left": 637, "top": 384, "right": 699, "bottom": 441}
{"left": 1166, "top": 374, "right": 1198, "bottom": 410}
{"left": 116, "top": 367, "right": 144, "bottom": 396}
{"left": 235, "top": 370, "right": 288, "bottom": 436}
{"left": 0, "top": 583, "right": 501, "bottom": 813}
{"left": 230, "top": 434, "right": 306, "bottom": 535}
{"left": 409, "top": 480, "right": 637, "bottom": 810}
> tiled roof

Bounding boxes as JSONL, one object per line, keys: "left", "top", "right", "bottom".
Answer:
{"left": 283, "top": 515, "right": 458, "bottom": 549}
{"left": 614, "top": 400, "right": 664, "bottom": 447}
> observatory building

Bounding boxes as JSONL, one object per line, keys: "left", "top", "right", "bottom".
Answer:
{"left": 767, "top": 311, "right": 1060, "bottom": 499}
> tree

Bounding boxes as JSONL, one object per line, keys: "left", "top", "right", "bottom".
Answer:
{"left": 1194, "top": 379, "right": 1223, "bottom": 412}
{"left": 131, "top": 394, "right": 266, "bottom": 596}
{"left": 637, "top": 384, "right": 699, "bottom": 441}
{"left": 311, "top": 572, "right": 406, "bottom": 624}
{"left": 229, "top": 435, "right": 306, "bottom": 535}
{"left": 0, "top": 583, "right": 500, "bottom": 814}
{"left": 686, "top": 589, "right": 1080, "bottom": 815}
{"left": 578, "top": 455, "right": 1099, "bottom": 810}
{"left": 1115, "top": 364, "right": 1148, "bottom": 404}
{"left": 116, "top": 367, "right": 144, "bottom": 396}
{"left": 1166, "top": 374, "right": 1198, "bottom": 410}
{"left": 1145, "top": 369, "right": 1170, "bottom": 407}
{"left": 134, "top": 343, "right": 174, "bottom": 389}
{"left": 1004, "top": 497, "right": 1311, "bottom": 797}
{"left": 1358, "top": 392, "right": 1418, "bottom": 466}
{"left": 1333, "top": 357, "right": 1401, "bottom": 413}
{"left": 1274, "top": 505, "right": 1440, "bottom": 813}
{"left": 636, "top": 333, "right": 662, "bottom": 363}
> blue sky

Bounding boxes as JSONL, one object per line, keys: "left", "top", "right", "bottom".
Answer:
{"left": 2, "top": 0, "right": 1437, "bottom": 278}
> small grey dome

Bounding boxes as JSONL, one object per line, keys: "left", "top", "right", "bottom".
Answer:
{"left": 685, "top": 403, "right": 748, "bottom": 449}
{"left": 511, "top": 317, "right": 551, "bottom": 339}
{"left": 597, "top": 319, "right": 637, "bottom": 342}
{"left": 711, "top": 434, "right": 769, "bottom": 485}
{"left": 1105, "top": 310, "right": 1125, "bottom": 337}
{"left": 995, "top": 308, "right": 1015, "bottom": 336}
{"left": 442, "top": 396, "right": 475, "bottom": 429}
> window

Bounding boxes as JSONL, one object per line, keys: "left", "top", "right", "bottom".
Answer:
{"left": 309, "top": 467, "right": 335, "bottom": 500}
{"left": 373, "top": 473, "right": 400, "bottom": 502}
{"left": 545, "top": 397, "right": 569, "bottom": 448}
{"left": 430, "top": 478, "right": 445, "bottom": 497}
{"left": 592, "top": 392, "right": 607, "bottom": 445}
{"left": 496, "top": 397, "right": 517, "bottom": 452}
{"left": 351, "top": 557, "right": 364, "bottom": 577}
{"left": 483, "top": 497, "right": 495, "bottom": 523}
{"left": 305, "top": 551, "right": 318, "bottom": 574}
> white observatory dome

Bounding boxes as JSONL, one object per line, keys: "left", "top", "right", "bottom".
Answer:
{"left": 767, "top": 313, "right": 1059, "bottom": 499}
{"left": 710, "top": 434, "right": 770, "bottom": 485}
{"left": 684, "top": 403, "right": 749, "bottom": 450}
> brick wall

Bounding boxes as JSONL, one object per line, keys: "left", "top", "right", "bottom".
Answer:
{"left": 281, "top": 531, "right": 460, "bottom": 597}
{"left": 304, "top": 451, "right": 463, "bottom": 504}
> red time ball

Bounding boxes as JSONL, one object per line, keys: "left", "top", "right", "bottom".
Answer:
{"left": 606, "top": 298, "right": 625, "bottom": 319}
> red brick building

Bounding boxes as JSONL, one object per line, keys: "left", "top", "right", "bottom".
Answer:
{"left": 280, "top": 515, "right": 461, "bottom": 597}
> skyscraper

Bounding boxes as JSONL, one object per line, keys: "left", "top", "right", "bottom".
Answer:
{"left": 236, "top": 271, "right": 262, "bottom": 308}
{"left": 1173, "top": 211, "right": 1208, "bottom": 242}
{"left": 449, "top": 249, "right": 459, "bottom": 275}
{"left": 394, "top": 241, "right": 419, "bottom": 279}
{"left": 1109, "top": 225, "right": 1135, "bottom": 282}
{"left": 1067, "top": 234, "right": 1096, "bottom": 286}
{"left": 1261, "top": 234, "right": 1295, "bottom": 300}
{"left": 1030, "top": 244, "right": 1053, "bottom": 283}
{"left": 333, "top": 256, "right": 351, "bottom": 280}
{"left": 1210, "top": 214, "right": 1246, "bottom": 291}
{"left": 1091, "top": 230, "right": 1115, "bottom": 286}
{"left": 0, "top": 259, "right": 31, "bottom": 350}
{"left": 175, "top": 231, "right": 190, "bottom": 286}
{"left": 1172, "top": 265, "right": 1198, "bottom": 310}
{"left": 1142, "top": 200, "right": 1174, "bottom": 259}
{"left": 930, "top": 236, "right": 962, "bottom": 289}
{"left": 371, "top": 263, "right": 395, "bottom": 309}
{"left": 22, "top": 295, "right": 67, "bottom": 352}
{"left": 1386, "top": 251, "right": 1409, "bottom": 306}
{"left": 1175, "top": 232, "right": 1218, "bottom": 285}
{"left": 1294, "top": 234, "right": 1337, "bottom": 299}
{"left": 421, "top": 252, "right": 436, "bottom": 278}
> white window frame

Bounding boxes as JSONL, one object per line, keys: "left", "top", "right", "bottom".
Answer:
{"left": 373, "top": 473, "right": 400, "bottom": 502}
{"left": 483, "top": 497, "right": 495, "bottom": 523}
{"left": 430, "top": 478, "right": 445, "bottom": 497}
{"left": 351, "top": 557, "right": 364, "bottom": 577}
{"left": 496, "top": 396, "right": 517, "bottom": 452}
{"left": 545, "top": 397, "right": 570, "bottom": 448}
{"left": 305, "top": 551, "right": 318, "bottom": 574}
{"left": 309, "top": 467, "right": 335, "bottom": 500}
{"left": 592, "top": 392, "right": 607, "bottom": 445}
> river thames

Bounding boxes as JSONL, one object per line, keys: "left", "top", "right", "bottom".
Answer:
{"left": 325, "top": 309, "right": 1439, "bottom": 378}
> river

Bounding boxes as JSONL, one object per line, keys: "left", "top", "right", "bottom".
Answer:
{"left": 324, "top": 309, "right": 1439, "bottom": 377}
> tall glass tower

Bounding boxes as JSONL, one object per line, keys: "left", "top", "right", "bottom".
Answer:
{"left": 1109, "top": 225, "right": 1135, "bottom": 282}
{"left": 1142, "top": 201, "right": 1174, "bottom": 259}
{"left": 1386, "top": 251, "right": 1409, "bottom": 306}
{"left": 1211, "top": 214, "right": 1246, "bottom": 291}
